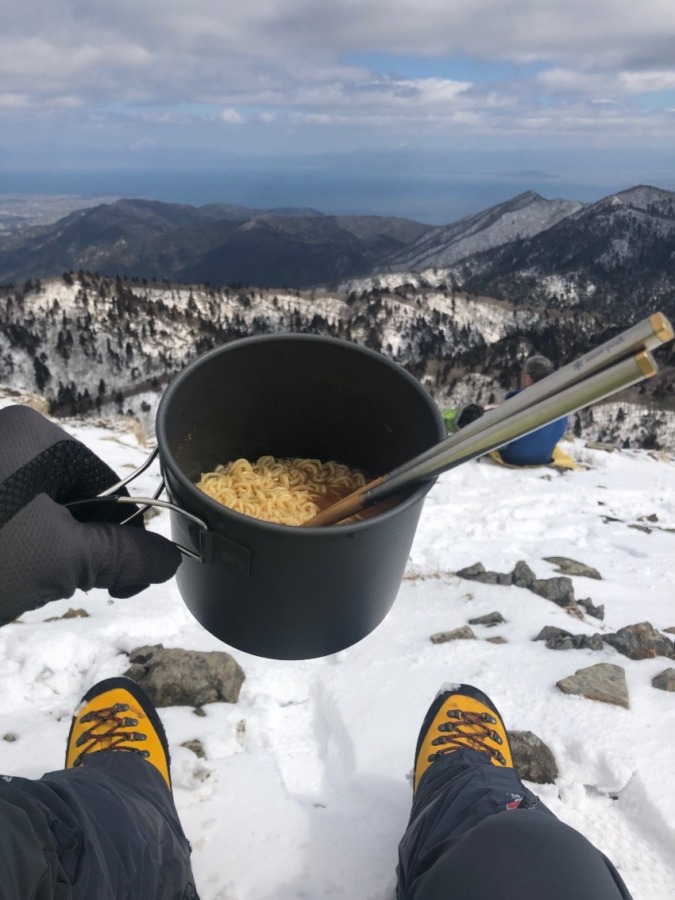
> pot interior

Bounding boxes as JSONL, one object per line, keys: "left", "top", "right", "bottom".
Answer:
{"left": 159, "top": 334, "right": 444, "bottom": 506}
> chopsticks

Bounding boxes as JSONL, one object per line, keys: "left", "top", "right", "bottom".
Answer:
{"left": 303, "top": 312, "right": 673, "bottom": 527}
{"left": 434, "top": 312, "right": 672, "bottom": 456}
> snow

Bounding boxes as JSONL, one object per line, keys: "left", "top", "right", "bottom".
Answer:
{"left": 1, "top": 408, "right": 675, "bottom": 899}
{"left": 373, "top": 195, "right": 583, "bottom": 273}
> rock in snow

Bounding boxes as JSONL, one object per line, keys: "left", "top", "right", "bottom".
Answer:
{"left": 556, "top": 663, "right": 630, "bottom": 709}
{"left": 124, "top": 644, "right": 245, "bottom": 707}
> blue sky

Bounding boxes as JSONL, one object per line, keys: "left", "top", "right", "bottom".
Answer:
{"left": 0, "top": 0, "right": 673, "bottom": 220}
{"left": 343, "top": 53, "right": 549, "bottom": 85}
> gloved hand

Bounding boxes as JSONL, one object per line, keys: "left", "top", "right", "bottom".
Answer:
{"left": 0, "top": 405, "right": 181, "bottom": 625}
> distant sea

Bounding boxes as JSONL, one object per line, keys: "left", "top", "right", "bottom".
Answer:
{"left": 0, "top": 163, "right": 671, "bottom": 225}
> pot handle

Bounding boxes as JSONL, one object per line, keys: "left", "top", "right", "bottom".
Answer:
{"left": 98, "top": 446, "right": 161, "bottom": 497}
{"left": 65, "top": 493, "right": 207, "bottom": 561}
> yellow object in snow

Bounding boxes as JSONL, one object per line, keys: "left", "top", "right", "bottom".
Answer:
{"left": 488, "top": 444, "right": 577, "bottom": 470}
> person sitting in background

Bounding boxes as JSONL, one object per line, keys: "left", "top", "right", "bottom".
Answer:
{"left": 498, "top": 354, "right": 568, "bottom": 467}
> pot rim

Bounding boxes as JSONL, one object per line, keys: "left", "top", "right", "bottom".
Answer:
{"left": 156, "top": 333, "right": 445, "bottom": 534}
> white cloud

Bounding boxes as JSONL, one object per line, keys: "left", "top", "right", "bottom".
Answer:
{"left": 0, "top": 93, "right": 30, "bottom": 109}
{"left": 619, "top": 70, "right": 675, "bottom": 94}
{"left": 1, "top": 0, "right": 674, "bottom": 151}
{"left": 536, "top": 66, "right": 675, "bottom": 100}
{"left": 216, "top": 108, "right": 246, "bottom": 125}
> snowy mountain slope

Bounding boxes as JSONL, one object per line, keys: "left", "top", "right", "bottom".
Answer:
{"left": 375, "top": 191, "right": 582, "bottom": 273}
{"left": 0, "top": 404, "right": 674, "bottom": 899}
{"left": 0, "top": 275, "right": 521, "bottom": 412}
{"left": 336, "top": 186, "right": 675, "bottom": 323}
{"left": 431, "top": 186, "right": 675, "bottom": 317}
{"left": 3, "top": 274, "right": 675, "bottom": 450}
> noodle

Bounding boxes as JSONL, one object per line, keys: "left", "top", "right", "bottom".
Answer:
{"left": 196, "top": 455, "right": 367, "bottom": 525}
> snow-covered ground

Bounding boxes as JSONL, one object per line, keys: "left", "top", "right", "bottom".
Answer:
{"left": 1, "top": 407, "right": 674, "bottom": 899}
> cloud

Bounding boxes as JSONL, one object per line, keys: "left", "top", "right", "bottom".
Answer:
{"left": 216, "top": 108, "right": 245, "bottom": 125}
{"left": 1, "top": 0, "right": 674, "bottom": 152}
{"left": 536, "top": 67, "right": 675, "bottom": 98}
{"left": 0, "top": 94, "right": 31, "bottom": 110}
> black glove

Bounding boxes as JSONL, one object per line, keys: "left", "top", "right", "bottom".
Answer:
{"left": 0, "top": 405, "right": 181, "bottom": 625}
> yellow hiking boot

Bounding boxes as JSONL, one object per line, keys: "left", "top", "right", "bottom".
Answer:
{"left": 414, "top": 683, "right": 513, "bottom": 794}
{"left": 65, "top": 676, "right": 172, "bottom": 790}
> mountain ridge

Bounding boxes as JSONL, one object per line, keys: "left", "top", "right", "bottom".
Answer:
{"left": 1, "top": 185, "right": 674, "bottom": 321}
{"left": 375, "top": 190, "right": 583, "bottom": 273}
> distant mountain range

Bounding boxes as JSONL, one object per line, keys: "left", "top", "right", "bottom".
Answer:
{"left": 0, "top": 198, "right": 430, "bottom": 290}
{"left": 1, "top": 186, "right": 674, "bottom": 321}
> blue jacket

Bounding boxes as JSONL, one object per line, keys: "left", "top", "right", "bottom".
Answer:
{"left": 499, "top": 389, "right": 568, "bottom": 466}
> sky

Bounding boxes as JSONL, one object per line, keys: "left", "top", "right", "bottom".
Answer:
{"left": 1, "top": 0, "right": 674, "bottom": 221}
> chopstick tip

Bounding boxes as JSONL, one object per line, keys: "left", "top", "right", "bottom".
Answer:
{"left": 634, "top": 349, "right": 657, "bottom": 378}
{"left": 649, "top": 312, "right": 674, "bottom": 344}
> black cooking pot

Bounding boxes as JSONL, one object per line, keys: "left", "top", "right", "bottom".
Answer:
{"left": 156, "top": 333, "right": 445, "bottom": 659}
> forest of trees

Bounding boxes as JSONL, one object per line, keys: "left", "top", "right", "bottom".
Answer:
{"left": 1, "top": 272, "right": 673, "bottom": 447}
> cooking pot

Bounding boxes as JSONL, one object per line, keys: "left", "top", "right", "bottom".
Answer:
{"left": 153, "top": 333, "right": 445, "bottom": 659}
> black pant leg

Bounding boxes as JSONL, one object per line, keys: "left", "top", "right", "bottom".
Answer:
{"left": 397, "top": 748, "right": 633, "bottom": 900}
{"left": 0, "top": 751, "right": 198, "bottom": 900}
{"left": 412, "top": 811, "right": 634, "bottom": 900}
{"left": 0, "top": 787, "right": 71, "bottom": 900}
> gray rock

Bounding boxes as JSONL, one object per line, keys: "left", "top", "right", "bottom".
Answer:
{"left": 652, "top": 669, "right": 675, "bottom": 692}
{"left": 478, "top": 572, "right": 503, "bottom": 584}
{"left": 181, "top": 739, "right": 206, "bottom": 759}
{"left": 577, "top": 597, "right": 605, "bottom": 620}
{"left": 455, "top": 563, "right": 510, "bottom": 585}
{"left": 603, "top": 622, "right": 675, "bottom": 661}
{"left": 530, "top": 576, "right": 576, "bottom": 607}
{"left": 468, "top": 611, "right": 506, "bottom": 627}
{"left": 512, "top": 561, "right": 536, "bottom": 588}
{"left": 535, "top": 626, "right": 573, "bottom": 643}
{"left": 44, "top": 607, "right": 90, "bottom": 622}
{"left": 556, "top": 663, "right": 629, "bottom": 708}
{"left": 543, "top": 557, "right": 602, "bottom": 580}
{"left": 124, "top": 644, "right": 245, "bottom": 707}
{"left": 455, "top": 563, "right": 487, "bottom": 580}
{"left": 430, "top": 626, "right": 477, "bottom": 644}
{"left": 3, "top": 733, "right": 17, "bottom": 742}
{"left": 485, "top": 636, "right": 508, "bottom": 644}
{"left": 662, "top": 626, "right": 675, "bottom": 635}
{"left": 510, "top": 731, "right": 559, "bottom": 784}
{"left": 535, "top": 626, "right": 604, "bottom": 651}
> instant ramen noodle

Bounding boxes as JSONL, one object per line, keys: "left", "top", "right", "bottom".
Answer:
{"left": 196, "top": 455, "right": 367, "bottom": 525}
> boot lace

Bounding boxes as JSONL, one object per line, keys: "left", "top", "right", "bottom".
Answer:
{"left": 428, "top": 709, "right": 508, "bottom": 765}
{"left": 73, "top": 703, "right": 150, "bottom": 767}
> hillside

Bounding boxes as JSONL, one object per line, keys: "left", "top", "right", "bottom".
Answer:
{"left": 1, "top": 274, "right": 674, "bottom": 450}
{"left": 438, "top": 186, "right": 675, "bottom": 320}
{"left": 0, "top": 199, "right": 432, "bottom": 288}
{"left": 376, "top": 190, "right": 582, "bottom": 272}
{"left": 174, "top": 214, "right": 431, "bottom": 287}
